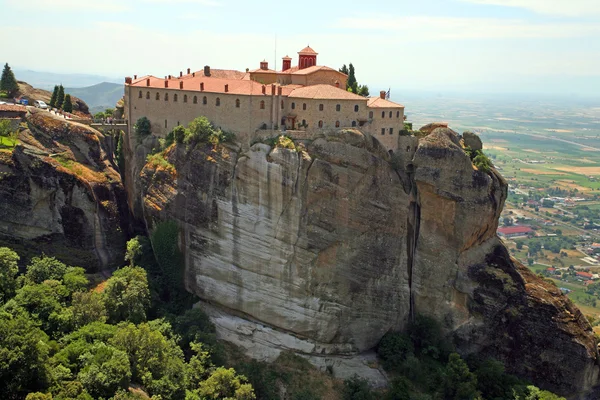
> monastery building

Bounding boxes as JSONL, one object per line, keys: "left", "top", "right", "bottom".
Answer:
{"left": 124, "top": 46, "right": 406, "bottom": 152}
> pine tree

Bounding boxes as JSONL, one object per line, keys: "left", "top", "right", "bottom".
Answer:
{"left": 0, "top": 63, "right": 19, "bottom": 97}
{"left": 347, "top": 63, "right": 358, "bottom": 93}
{"left": 49, "top": 85, "right": 58, "bottom": 108}
{"left": 63, "top": 94, "right": 73, "bottom": 113}
{"left": 56, "top": 85, "right": 65, "bottom": 109}
{"left": 339, "top": 64, "right": 349, "bottom": 75}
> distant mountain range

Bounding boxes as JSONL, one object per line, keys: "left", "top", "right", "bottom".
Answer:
{"left": 11, "top": 68, "right": 122, "bottom": 90}
{"left": 65, "top": 82, "right": 124, "bottom": 113}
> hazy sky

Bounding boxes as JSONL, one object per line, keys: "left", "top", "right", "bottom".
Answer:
{"left": 2, "top": 0, "right": 599, "bottom": 95}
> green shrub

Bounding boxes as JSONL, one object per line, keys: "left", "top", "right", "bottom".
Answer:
{"left": 134, "top": 117, "right": 151, "bottom": 137}
{"left": 473, "top": 150, "right": 492, "bottom": 173}
{"left": 343, "top": 375, "right": 374, "bottom": 400}
{"left": 377, "top": 332, "right": 414, "bottom": 371}
{"left": 408, "top": 315, "right": 452, "bottom": 360}
{"left": 146, "top": 152, "right": 174, "bottom": 172}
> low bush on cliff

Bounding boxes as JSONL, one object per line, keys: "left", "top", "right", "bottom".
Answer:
{"left": 145, "top": 152, "right": 175, "bottom": 173}
{"left": 372, "top": 315, "right": 566, "bottom": 400}
{"left": 465, "top": 146, "right": 493, "bottom": 173}
{"left": 134, "top": 116, "right": 151, "bottom": 137}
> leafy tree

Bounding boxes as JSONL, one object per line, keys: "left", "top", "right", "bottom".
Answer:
{"left": 124, "top": 237, "right": 143, "bottom": 267}
{"left": 377, "top": 332, "right": 414, "bottom": 371}
{"left": 52, "top": 380, "right": 93, "bottom": 400}
{"left": 343, "top": 375, "right": 374, "bottom": 400}
{"left": 0, "top": 312, "right": 51, "bottom": 398}
{"left": 110, "top": 322, "right": 186, "bottom": 398}
{"left": 408, "top": 315, "right": 452, "bottom": 359}
{"left": 25, "top": 393, "right": 52, "bottom": 400}
{"left": 358, "top": 85, "right": 370, "bottom": 97}
{"left": 172, "top": 124, "right": 188, "bottom": 144}
{"left": 134, "top": 116, "right": 151, "bottom": 137}
{"left": 25, "top": 255, "right": 68, "bottom": 284}
{"left": 71, "top": 291, "right": 107, "bottom": 328}
{"left": 77, "top": 342, "right": 131, "bottom": 399}
{"left": 194, "top": 367, "right": 255, "bottom": 400}
{"left": 62, "top": 267, "right": 89, "bottom": 294}
{"left": 443, "top": 353, "right": 479, "bottom": 400}
{"left": 516, "top": 240, "right": 524, "bottom": 250}
{"left": 0, "top": 247, "right": 19, "bottom": 304}
{"left": 186, "top": 116, "right": 214, "bottom": 144}
{"left": 103, "top": 266, "right": 150, "bottom": 324}
{"left": 0, "top": 119, "right": 12, "bottom": 139}
{"left": 49, "top": 85, "right": 59, "bottom": 108}
{"left": 0, "top": 63, "right": 19, "bottom": 96}
{"left": 56, "top": 85, "right": 65, "bottom": 109}
{"left": 63, "top": 94, "right": 73, "bottom": 113}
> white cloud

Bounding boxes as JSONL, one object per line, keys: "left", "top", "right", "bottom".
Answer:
{"left": 335, "top": 15, "right": 600, "bottom": 39}
{"left": 7, "top": 0, "right": 130, "bottom": 12}
{"left": 458, "top": 0, "right": 600, "bottom": 17}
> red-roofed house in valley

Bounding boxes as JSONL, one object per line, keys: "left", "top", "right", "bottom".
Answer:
{"left": 576, "top": 271, "right": 593, "bottom": 281}
{"left": 497, "top": 226, "right": 534, "bottom": 238}
{"left": 123, "top": 46, "right": 406, "bottom": 152}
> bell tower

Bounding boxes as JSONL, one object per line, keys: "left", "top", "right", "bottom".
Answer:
{"left": 282, "top": 55, "right": 292, "bottom": 71}
{"left": 298, "top": 46, "right": 318, "bottom": 69}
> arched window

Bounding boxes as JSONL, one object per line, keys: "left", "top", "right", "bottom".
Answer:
{"left": 291, "top": 102, "right": 295, "bottom": 110}
{"left": 203, "top": 96, "right": 207, "bottom": 105}
{"left": 382, "top": 111, "right": 385, "bottom": 118}
{"left": 335, "top": 121, "right": 340, "bottom": 127}
{"left": 183, "top": 95, "right": 188, "bottom": 103}
{"left": 352, "top": 121, "right": 357, "bottom": 127}
{"left": 146, "top": 92, "right": 150, "bottom": 99}
{"left": 281, "top": 100, "right": 284, "bottom": 109}
{"left": 302, "top": 119, "right": 306, "bottom": 126}
{"left": 165, "top": 93, "right": 169, "bottom": 101}
{"left": 336, "top": 104, "right": 340, "bottom": 112}
{"left": 236, "top": 99, "right": 240, "bottom": 108}
{"left": 319, "top": 104, "right": 324, "bottom": 111}
{"left": 397, "top": 111, "right": 400, "bottom": 118}
{"left": 260, "top": 100, "right": 265, "bottom": 109}
{"left": 216, "top": 97, "right": 220, "bottom": 106}
{"left": 389, "top": 111, "right": 392, "bottom": 118}
{"left": 193, "top": 96, "right": 198, "bottom": 104}
{"left": 138, "top": 90, "right": 142, "bottom": 98}
{"left": 318, "top": 120, "right": 323, "bottom": 128}
{"left": 303, "top": 103, "right": 307, "bottom": 111}
{"left": 174, "top": 94, "right": 178, "bottom": 102}
{"left": 156, "top": 92, "right": 160, "bottom": 100}
{"left": 354, "top": 105, "right": 359, "bottom": 112}
{"left": 369, "top": 111, "right": 373, "bottom": 119}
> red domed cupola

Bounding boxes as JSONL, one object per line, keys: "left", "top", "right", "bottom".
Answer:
{"left": 298, "top": 45, "right": 318, "bottom": 69}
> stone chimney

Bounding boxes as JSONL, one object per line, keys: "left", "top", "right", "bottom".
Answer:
{"left": 380, "top": 90, "right": 386, "bottom": 99}
{"left": 168, "top": 75, "right": 172, "bottom": 79}
{"left": 125, "top": 77, "right": 132, "bottom": 84}
{"left": 180, "top": 71, "right": 183, "bottom": 78}
{"left": 192, "top": 72, "right": 196, "bottom": 77}
{"left": 200, "top": 82, "right": 204, "bottom": 91}
{"left": 146, "top": 78, "right": 150, "bottom": 86}
{"left": 271, "top": 84, "right": 275, "bottom": 95}
{"left": 165, "top": 80, "right": 169, "bottom": 88}
{"left": 187, "top": 68, "right": 191, "bottom": 74}
{"left": 204, "top": 65, "right": 211, "bottom": 76}
{"left": 180, "top": 81, "right": 183, "bottom": 89}
{"left": 225, "top": 84, "right": 229, "bottom": 92}
{"left": 282, "top": 55, "right": 292, "bottom": 72}
{"left": 134, "top": 74, "right": 137, "bottom": 79}
{"left": 262, "top": 85, "right": 266, "bottom": 94}
{"left": 260, "top": 60, "right": 269, "bottom": 70}
{"left": 278, "top": 86, "right": 282, "bottom": 95}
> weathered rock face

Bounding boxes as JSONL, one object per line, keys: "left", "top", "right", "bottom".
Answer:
{"left": 0, "top": 110, "right": 128, "bottom": 268}
{"left": 135, "top": 127, "right": 598, "bottom": 396}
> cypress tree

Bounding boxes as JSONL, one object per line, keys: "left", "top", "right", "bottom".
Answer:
{"left": 56, "top": 85, "right": 65, "bottom": 109}
{"left": 0, "top": 63, "right": 19, "bottom": 96}
{"left": 63, "top": 94, "right": 73, "bottom": 113}
{"left": 49, "top": 85, "right": 58, "bottom": 108}
{"left": 347, "top": 63, "right": 358, "bottom": 93}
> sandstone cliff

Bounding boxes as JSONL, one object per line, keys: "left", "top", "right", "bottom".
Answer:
{"left": 0, "top": 110, "right": 128, "bottom": 268}
{"left": 131, "top": 127, "right": 598, "bottom": 397}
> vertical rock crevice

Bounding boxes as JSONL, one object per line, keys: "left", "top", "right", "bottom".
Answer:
{"left": 405, "top": 162, "right": 420, "bottom": 323}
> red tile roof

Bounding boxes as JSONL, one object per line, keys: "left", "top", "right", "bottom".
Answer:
{"left": 576, "top": 271, "right": 593, "bottom": 278}
{"left": 0, "top": 104, "right": 27, "bottom": 113}
{"left": 367, "top": 97, "right": 404, "bottom": 109}
{"left": 282, "top": 55, "right": 292, "bottom": 60}
{"left": 497, "top": 226, "right": 533, "bottom": 235}
{"left": 288, "top": 84, "right": 367, "bottom": 100}
{"left": 298, "top": 46, "right": 318, "bottom": 55}
{"left": 290, "top": 65, "right": 340, "bottom": 76}
{"left": 130, "top": 75, "right": 297, "bottom": 96}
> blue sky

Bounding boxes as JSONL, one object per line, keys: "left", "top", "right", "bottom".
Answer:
{"left": 2, "top": 0, "right": 600, "bottom": 95}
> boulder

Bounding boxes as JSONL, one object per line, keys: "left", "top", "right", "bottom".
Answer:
{"left": 463, "top": 130, "right": 483, "bottom": 151}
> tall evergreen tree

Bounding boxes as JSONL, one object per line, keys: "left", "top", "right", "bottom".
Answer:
{"left": 339, "top": 64, "right": 349, "bottom": 75}
{"left": 347, "top": 63, "right": 358, "bottom": 93}
{"left": 63, "top": 94, "right": 73, "bottom": 113}
{"left": 0, "top": 63, "right": 19, "bottom": 96}
{"left": 56, "top": 85, "right": 65, "bottom": 109}
{"left": 49, "top": 85, "right": 58, "bottom": 108}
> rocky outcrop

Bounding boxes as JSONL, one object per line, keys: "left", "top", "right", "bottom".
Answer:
{"left": 462, "top": 130, "right": 483, "bottom": 151}
{"left": 0, "top": 110, "right": 128, "bottom": 268}
{"left": 134, "top": 127, "right": 598, "bottom": 397}
{"left": 17, "top": 81, "right": 90, "bottom": 115}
